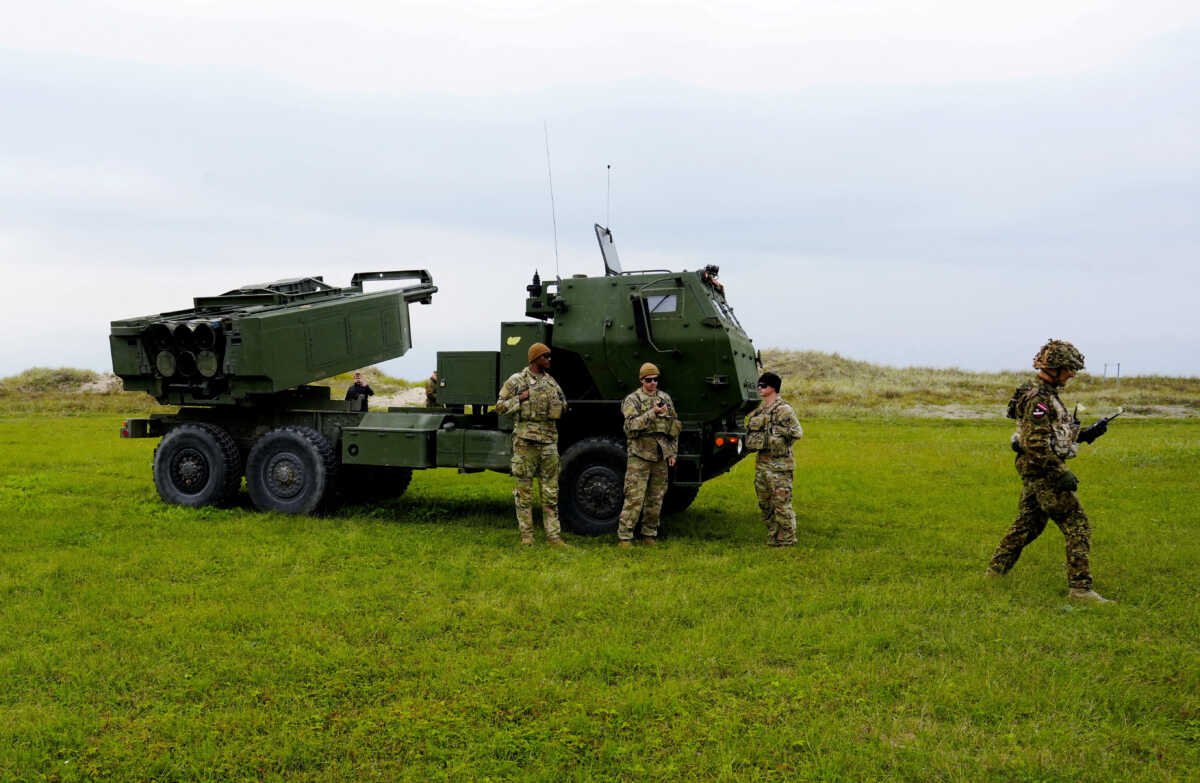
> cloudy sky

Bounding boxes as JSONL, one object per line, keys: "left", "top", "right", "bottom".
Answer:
{"left": 2, "top": 0, "right": 1198, "bottom": 378}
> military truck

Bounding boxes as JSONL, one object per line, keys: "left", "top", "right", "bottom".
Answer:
{"left": 113, "top": 225, "right": 761, "bottom": 534}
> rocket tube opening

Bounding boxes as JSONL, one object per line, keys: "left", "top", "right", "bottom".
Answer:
{"left": 172, "top": 323, "right": 196, "bottom": 350}
{"left": 192, "top": 322, "right": 218, "bottom": 351}
{"left": 176, "top": 351, "right": 198, "bottom": 377}
{"left": 154, "top": 350, "right": 177, "bottom": 378}
{"left": 145, "top": 323, "right": 172, "bottom": 350}
{"left": 196, "top": 350, "right": 220, "bottom": 378}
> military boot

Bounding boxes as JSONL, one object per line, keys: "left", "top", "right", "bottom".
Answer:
{"left": 984, "top": 567, "right": 1004, "bottom": 578}
{"left": 548, "top": 538, "right": 572, "bottom": 550}
{"left": 520, "top": 535, "right": 534, "bottom": 547}
{"left": 617, "top": 540, "right": 634, "bottom": 550}
{"left": 642, "top": 537, "right": 657, "bottom": 546}
{"left": 1069, "top": 588, "right": 1115, "bottom": 604}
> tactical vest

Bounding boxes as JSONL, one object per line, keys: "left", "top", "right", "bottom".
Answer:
{"left": 623, "top": 391, "right": 681, "bottom": 462}
{"left": 1010, "top": 382, "right": 1079, "bottom": 460}
{"left": 520, "top": 377, "right": 564, "bottom": 422}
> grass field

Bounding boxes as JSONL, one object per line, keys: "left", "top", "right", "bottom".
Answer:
{"left": 1, "top": 411, "right": 1197, "bottom": 781}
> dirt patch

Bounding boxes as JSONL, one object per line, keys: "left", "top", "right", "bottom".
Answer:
{"left": 375, "top": 387, "right": 428, "bottom": 408}
{"left": 901, "top": 404, "right": 1004, "bottom": 419}
{"left": 1122, "top": 405, "right": 1199, "bottom": 418}
{"left": 80, "top": 374, "right": 123, "bottom": 394}
{"left": 899, "top": 403, "right": 1198, "bottom": 419}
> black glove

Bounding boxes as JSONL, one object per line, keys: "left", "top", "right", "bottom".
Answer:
{"left": 1078, "top": 419, "right": 1108, "bottom": 444}
{"left": 1054, "top": 470, "right": 1079, "bottom": 492}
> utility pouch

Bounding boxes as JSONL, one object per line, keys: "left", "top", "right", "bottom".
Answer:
{"left": 518, "top": 387, "right": 532, "bottom": 420}
{"left": 765, "top": 428, "right": 787, "bottom": 456}
{"left": 649, "top": 411, "right": 673, "bottom": 435}
{"left": 510, "top": 452, "right": 531, "bottom": 478}
{"left": 745, "top": 413, "right": 766, "bottom": 451}
{"left": 533, "top": 385, "right": 551, "bottom": 419}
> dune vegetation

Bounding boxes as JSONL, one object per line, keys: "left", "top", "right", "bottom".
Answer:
{"left": 6, "top": 351, "right": 1197, "bottom": 420}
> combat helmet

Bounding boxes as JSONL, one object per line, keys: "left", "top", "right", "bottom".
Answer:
{"left": 1033, "top": 339, "right": 1085, "bottom": 371}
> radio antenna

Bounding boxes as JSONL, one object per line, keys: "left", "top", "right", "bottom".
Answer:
{"left": 606, "top": 163, "right": 612, "bottom": 227}
{"left": 543, "top": 121, "right": 560, "bottom": 279}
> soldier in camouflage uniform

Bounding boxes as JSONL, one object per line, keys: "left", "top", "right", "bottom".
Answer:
{"left": 987, "top": 339, "right": 1113, "bottom": 603}
{"left": 495, "top": 342, "right": 571, "bottom": 548}
{"left": 746, "top": 372, "right": 804, "bottom": 546}
{"left": 424, "top": 371, "right": 438, "bottom": 407}
{"left": 616, "top": 363, "right": 682, "bottom": 548}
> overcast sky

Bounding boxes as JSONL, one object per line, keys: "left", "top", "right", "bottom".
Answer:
{"left": 2, "top": 0, "right": 1198, "bottom": 379}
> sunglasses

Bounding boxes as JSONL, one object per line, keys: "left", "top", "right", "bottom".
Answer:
{"left": 756, "top": 382, "right": 770, "bottom": 388}
{"left": 643, "top": 376, "right": 659, "bottom": 383}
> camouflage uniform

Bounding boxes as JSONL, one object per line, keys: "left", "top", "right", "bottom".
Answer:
{"left": 495, "top": 367, "right": 566, "bottom": 540}
{"left": 424, "top": 375, "right": 438, "bottom": 407}
{"left": 988, "top": 378, "right": 1093, "bottom": 589}
{"left": 617, "top": 389, "right": 681, "bottom": 541}
{"left": 746, "top": 398, "right": 803, "bottom": 545}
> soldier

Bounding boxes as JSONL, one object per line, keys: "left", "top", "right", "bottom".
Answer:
{"left": 495, "top": 342, "right": 571, "bottom": 548}
{"left": 616, "top": 363, "right": 682, "bottom": 549}
{"left": 424, "top": 370, "right": 438, "bottom": 407}
{"left": 745, "top": 371, "right": 803, "bottom": 546}
{"left": 344, "top": 371, "right": 374, "bottom": 412}
{"left": 987, "top": 339, "right": 1114, "bottom": 603}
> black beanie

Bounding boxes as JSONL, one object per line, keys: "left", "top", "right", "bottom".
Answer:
{"left": 758, "top": 372, "right": 781, "bottom": 393}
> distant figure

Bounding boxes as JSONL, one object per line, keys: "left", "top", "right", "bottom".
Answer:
{"left": 745, "top": 371, "right": 803, "bottom": 547}
{"left": 987, "top": 339, "right": 1114, "bottom": 603}
{"left": 424, "top": 371, "right": 439, "bottom": 407}
{"left": 616, "top": 362, "right": 680, "bottom": 549}
{"left": 344, "top": 371, "right": 374, "bottom": 412}
{"left": 495, "top": 343, "right": 570, "bottom": 549}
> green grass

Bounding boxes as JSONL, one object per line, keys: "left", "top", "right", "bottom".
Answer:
{"left": 1, "top": 414, "right": 1197, "bottom": 781}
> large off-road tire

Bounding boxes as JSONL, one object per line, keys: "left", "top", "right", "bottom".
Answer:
{"left": 153, "top": 423, "right": 242, "bottom": 507}
{"left": 559, "top": 437, "right": 627, "bottom": 536}
{"left": 338, "top": 465, "right": 413, "bottom": 502}
{"left": 245, "top": 426, "right": 337, "bottom": 515}
{"left": 661, "top": 484, "right": 700, "bottom": 516}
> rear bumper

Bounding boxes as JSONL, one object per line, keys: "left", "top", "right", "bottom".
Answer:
{"left": 120, "top": 418, "right": 166, "bottom": 439}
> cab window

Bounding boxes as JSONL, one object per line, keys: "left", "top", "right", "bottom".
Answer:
{"left": 647, "top": 293, "right": 679, "bottom": 314}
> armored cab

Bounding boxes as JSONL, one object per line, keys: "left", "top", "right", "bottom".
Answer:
{"left": 110, "top": 271, "right": 436, "bottom": 405}
{"left": 436, "top": 225, "right": 761, "bottom": 532}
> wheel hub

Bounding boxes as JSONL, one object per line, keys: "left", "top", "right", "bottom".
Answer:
{"left": 576, "top": 465, "right": 622, "bottom": 519}
{"left": 265, "top": 454, "right": 305, "bottom": 499}
{"left": 170, "top": 448, "right": 209, "bottom": 493}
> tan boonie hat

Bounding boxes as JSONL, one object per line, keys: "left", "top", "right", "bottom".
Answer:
{"left": 527, "top": 342, "right": 551, "bottom": 363}
{"left": 639, "top": 362, "right": 660, "bottom": 380}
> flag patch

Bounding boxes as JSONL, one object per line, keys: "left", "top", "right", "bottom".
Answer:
{"left": 1032, "top": 403, "right": 1048, "bottom": 419}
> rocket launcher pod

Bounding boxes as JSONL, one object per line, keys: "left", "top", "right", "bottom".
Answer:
{"left": 110, "top": 271, "right": 436, "bottom": 405}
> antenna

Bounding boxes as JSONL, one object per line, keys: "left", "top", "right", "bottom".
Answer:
{"left": 543, "top": 121, "right": 560, "bottom": 279}
{"left": 606, "top": 163, "right": 612, "bottom": 227}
